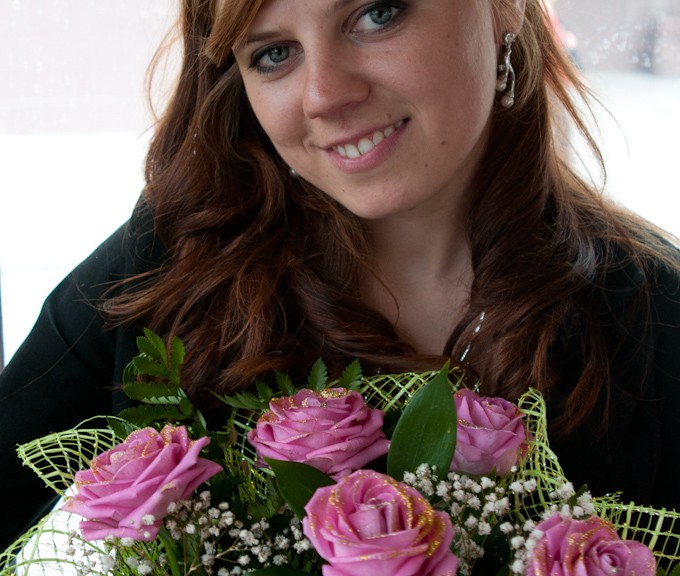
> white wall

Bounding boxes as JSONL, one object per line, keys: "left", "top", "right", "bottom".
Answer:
{"left": 0, "top": 1, "right": 177, "bottom": 362}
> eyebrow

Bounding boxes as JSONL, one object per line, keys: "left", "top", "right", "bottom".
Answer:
{"left": 240, "top": 0, "right": 359, "bottom": 46}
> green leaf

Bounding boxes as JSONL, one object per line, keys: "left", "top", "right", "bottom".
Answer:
{"left": 169, "top": 335, "right": 185, "bottom": 374}
{"left": 117, "top": 404, "right": 187, "bottom": 427}
{"left": 470, "top": 522, "right": 511, "bottom": 576}
{"left": 217, "top": 391, "right": 269, "bottom": 411}
{"left": 122, "top": 380, "right": 183, "bottom": 404}
{"left": 387, "top": 363, "right": 457, "bottom": 481}
{"left": 336, "top": 360, "right": 363, "bottom": 390}
{"left": 307, "top": 358, "right": 329, "bottom": 391}
{"left": 106, "top": 417, "right": 138, "bottom": 440}
{"left": 668, "top": 563, "right": 680, "bottom": 576}
{"left": 265, "top": 458, "right": 335, "bottom": 518}
{"left": 275, "top": 371, "right": 296, "bottom": 396}
{"left": 256, "top": 379, "right": 275, "bottom": 404}
{"left": 137, "top": 328, "right": 168, "bottom": 364}
{"left": 132, "top": 355, "right": 171, "bottom": 379}
{"left": 179, "top": 396, "right": 194, "bottom": 416}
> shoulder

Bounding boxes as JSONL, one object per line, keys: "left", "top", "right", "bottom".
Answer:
{"left": 590, "top": 236, "right": 680, "bottom": 319}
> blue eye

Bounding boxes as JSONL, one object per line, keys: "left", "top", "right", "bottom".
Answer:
{"left": 366, "top": 7, "right": 395, "bottom": 27}
{"left": 254, "top": 45, "right": 290, "bottom": 69}
{"left": 352, "top": 2, "right": 406, "bottom": 33}
{"left": 250, "top": 45, "right": 291, "bottom": 73}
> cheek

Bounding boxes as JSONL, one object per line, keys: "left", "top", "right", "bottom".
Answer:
{"left": 243, "top": 81, "right": 303, "bottom": 150}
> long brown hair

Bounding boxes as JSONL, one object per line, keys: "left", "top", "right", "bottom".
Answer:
{"left": 106, "top": 0, "right": 676, "bottom": 436}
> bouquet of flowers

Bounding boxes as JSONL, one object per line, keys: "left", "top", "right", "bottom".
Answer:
{"left": 2, "top": 329, "right": 679, "bottom": 576}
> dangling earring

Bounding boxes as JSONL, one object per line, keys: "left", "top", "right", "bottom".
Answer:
{"left": 289, "top": 167, "right": 299, "bottom": 178}
{"left": 496, "top": 32, "right": 516, "bottom": 108}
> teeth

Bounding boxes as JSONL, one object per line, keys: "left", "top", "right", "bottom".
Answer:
{"left": 333, "top": 120, "right": 403, "bottom": 159}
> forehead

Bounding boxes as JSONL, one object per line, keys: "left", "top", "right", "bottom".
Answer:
{"left": 210, "top": 0, "right": 267, "bottom": 58}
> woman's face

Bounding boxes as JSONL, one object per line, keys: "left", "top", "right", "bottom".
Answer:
{"left": 234, "top": 0, "right": 508, "bottom": 222}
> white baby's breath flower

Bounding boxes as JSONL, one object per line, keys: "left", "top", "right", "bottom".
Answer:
{"left": 556, "top": 482, "right": 575, "bottom": 500}
{"left": 480, "top": 476, "right": 496, "bottom": 490}
{"left": 477, "top": 522, "right": 492, "bottom": 536}
{"left": 137, "top": 560, "right": 154, "bottom": 575}
{"left": 293, "top": 539, "right": 312, "bottom": 553}
{"left": 99, "top": 554, "right": 116, "bottom": 572}
{"left": 141, "top": 514, "right": 155, "bottom": 526}
{"left": 402, "top": 471, "right": 417, "bottom": 484}
{"left": 436, "top": 481, "right": 451, "bottom": 498}
{"left": 273, "top": 554, "right": 288, "bottom": 565}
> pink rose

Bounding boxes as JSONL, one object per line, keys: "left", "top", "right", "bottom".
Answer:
{"left": 451, "top": 389, "right": 527, "bottom": 476}
{"left": 303, "top": 470, "right": 459, "bottom": 576}
{"left": 62, "top": 425, "right": 222, "bottom": 541}
{"left": 247, "top": 388, "right": 389, "bottom": 479}
{"left": 527, "top": 514, "right": 656, "bottom": 576}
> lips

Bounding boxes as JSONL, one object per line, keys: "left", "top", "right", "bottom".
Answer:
{"left": 332, "top": 120, "right": 405, "bottom": 159}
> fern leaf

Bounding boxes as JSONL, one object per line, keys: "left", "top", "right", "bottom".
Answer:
{"left": 123, "top": 380, "right": 184, "bottom": 404}
{"left": 117, "top": 404, "right": 187, "bottom": 427}
{"left": 105, "top": 417, "right": 138, "bottom": 440}
{"left": 169, "top": 335, "right": 185, "bottom": 376}
{"left": 218, "top": 391, "right": 268, "bottom": 411}
{"left": 256, "top": 379, "right": 275, "bottom": 403}
{"left": 337, "top": 360, "right": 363, "bottom": 389}
{"left": 275, "top": 371, "right": 296, "bottom": 396}
{"left": 307, "top": 358, "right": 328, "bottom": 391}
{"left": 138, "top": 328, "right": 168, "bottom": 363}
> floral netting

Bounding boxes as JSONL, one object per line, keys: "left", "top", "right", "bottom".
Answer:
{"left": 2, "top": 361, "right": 679, "bottom": 575}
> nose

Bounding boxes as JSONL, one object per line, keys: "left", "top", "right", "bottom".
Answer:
{"left": 301, "top": 44, "right": 371, "bottom": 119}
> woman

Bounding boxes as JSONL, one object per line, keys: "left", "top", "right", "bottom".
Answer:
{"left": 1, "top": 0, "right": 679, "bottom": 551}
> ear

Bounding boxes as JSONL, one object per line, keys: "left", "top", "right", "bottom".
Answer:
{"left": 494, "top": 0, "right": 527, "bottom": 38}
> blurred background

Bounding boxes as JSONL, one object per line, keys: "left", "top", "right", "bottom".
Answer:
{"left": 1, "top": 0, "right": 679, "bottom": 364}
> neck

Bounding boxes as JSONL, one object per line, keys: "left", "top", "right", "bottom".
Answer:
{"left": 362, "top": 208, "right": 473, "bottom": 355}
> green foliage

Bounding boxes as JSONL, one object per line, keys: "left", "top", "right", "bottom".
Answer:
{"left": 336, "top": 359, "right": 363, "bottom": 390}
{"left": 307, "top": 358, "right": 329, "bottom": 391}
{"left": 264, "top": 459, "right": 335, "bottom": 519}
{"left": 119, "top": 328, "right": 207, "bottom": 437}
{"left": 471, "top": 523, "right": 512, "bottom": 576}
{"left": 387, "top": 363, "right": 457, "bottom": 481}
{"left": 216, "top": 358, "right": 363, "bottom": 415}
{"left": 275, "top": 370, "right": 296, "bottom": 396}
{"left": 217, "top": 389, "right": 269, "bottom": 411}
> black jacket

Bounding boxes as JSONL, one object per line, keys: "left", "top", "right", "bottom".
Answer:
{"left": 1, "top": 202, "right": 679, "bottom": 550}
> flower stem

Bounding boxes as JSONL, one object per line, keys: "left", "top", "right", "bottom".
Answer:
{"left": 158, "top": 527, "right": 182, "bottom": 576}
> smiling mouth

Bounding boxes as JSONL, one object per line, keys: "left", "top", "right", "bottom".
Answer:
{"left": 332, "top": 120, "right": 405, "bottom": 159}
